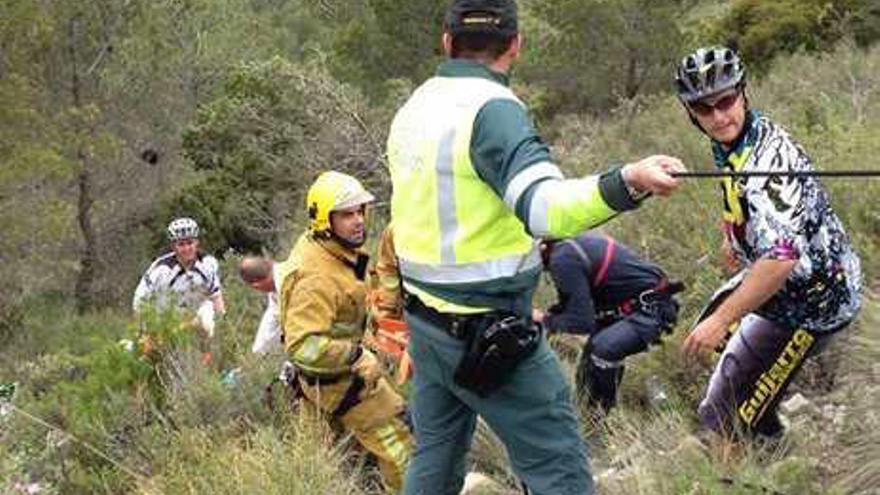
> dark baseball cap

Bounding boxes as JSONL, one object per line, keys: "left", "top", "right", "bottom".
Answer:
{"left": 444, "top": 0, "right": 518, "bottom": 36}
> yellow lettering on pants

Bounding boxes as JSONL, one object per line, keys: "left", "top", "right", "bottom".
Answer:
{"left": 738, "top": 329, "right": 814, "bottom": 425}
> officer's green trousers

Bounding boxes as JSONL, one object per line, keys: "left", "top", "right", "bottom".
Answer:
{"left": 402, "top": 308, "right": 594, "bottom": 495}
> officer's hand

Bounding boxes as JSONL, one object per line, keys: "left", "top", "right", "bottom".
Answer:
{"left": 622, "top": 155, "right": 686, "bottom": 197}
{"left": 682, "top": 314, "right": 729, "bottom": 359}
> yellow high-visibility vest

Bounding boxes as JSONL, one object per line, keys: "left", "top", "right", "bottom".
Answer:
{"left": 387, "top": 76, "right": 539, "bottom": 313}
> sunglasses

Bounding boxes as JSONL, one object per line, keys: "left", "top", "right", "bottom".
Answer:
{"left": 689, "top": 91, "right": 741, "bottom": 116}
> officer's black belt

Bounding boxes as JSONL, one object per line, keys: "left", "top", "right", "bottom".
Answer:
{"left": 405, "top": 295, "right": 491, "bottom": 340}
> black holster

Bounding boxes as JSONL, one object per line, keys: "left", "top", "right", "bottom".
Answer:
{"left": 453, "top": 315, "right": 542, "bottom": 397}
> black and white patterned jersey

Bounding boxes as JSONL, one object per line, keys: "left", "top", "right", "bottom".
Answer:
{"left": 711, "top": 110, "right": 861, "bottom": 333}
{"left": 132, "top": 251, "right": 222, "bottom": 312}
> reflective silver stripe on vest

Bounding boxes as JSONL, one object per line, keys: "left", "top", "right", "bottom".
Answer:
{"left": 503, "top": 161, "right": 564, "bottom": 210}
{"left": 437, "top": 128, "right": 458, "bottom": 264}
{"left": 526, "top": 175, "right": 601, "bottom": 237}
{"left": 527, "top": 178, "right": 558, "bottom": 236}
{"left": 400, "top": 246, "right": 542, "bottom": 284}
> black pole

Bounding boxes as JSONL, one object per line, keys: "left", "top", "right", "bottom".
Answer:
{"left": 671, "top": 170, "right": 880, "bottom": 178}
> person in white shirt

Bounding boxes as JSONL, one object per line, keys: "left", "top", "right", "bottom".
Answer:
{"left": 133, "top": 217, "right": 225, "bottom": 336}
{"left": 239, "top": 255, "right": 283, "bottom": 354}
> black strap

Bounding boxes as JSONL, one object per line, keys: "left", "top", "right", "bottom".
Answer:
{"left": 299, "top": 372, "right": 346, "bottom": 386}
{"left": 353, "top": 254, "right": 369, "bottom": 281}
{"left": 167, "top": 265, "right": 187, "bottom": 288}
{"left": 191, "top": 265, "right": 209, "bottom": 284}
{"left": 595, "top": 278, "right": 685, "bottom": 327}
{"left": 330, "top": 375, "right": 365, "bottom": 418}
{"left": 663, "top": 279, "right": 686, "bottom": 295}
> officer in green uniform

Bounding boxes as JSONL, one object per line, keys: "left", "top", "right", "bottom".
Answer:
{"left": 386, "top": 1, "right": 687, "bottom": 494}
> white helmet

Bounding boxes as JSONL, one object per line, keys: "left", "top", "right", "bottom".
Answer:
{"left": 167, "top": 217, "right": 200, "bottom": 241}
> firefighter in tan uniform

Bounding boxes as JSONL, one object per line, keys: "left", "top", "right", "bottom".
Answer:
{"left": 280, "top": 171, "right": 412, "bottom": 491}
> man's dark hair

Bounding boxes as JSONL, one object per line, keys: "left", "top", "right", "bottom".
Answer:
{"left": 450, "top": 31, "right": 516, "bottom": 60}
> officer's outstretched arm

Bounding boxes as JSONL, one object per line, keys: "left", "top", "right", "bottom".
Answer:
{"left": 519, "top": 173, "right": 620, "bottom": 239}
{"left": 510, "top": 156, "right": 684, "bottom": 239}
{"left": 282, "top": 275, "right": 358, "bottom": 376}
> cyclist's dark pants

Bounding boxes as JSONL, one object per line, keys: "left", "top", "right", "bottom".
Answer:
{"left": 697, "top": 314, "right": 837, "bottom": 437}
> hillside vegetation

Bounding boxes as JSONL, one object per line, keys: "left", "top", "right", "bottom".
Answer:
{"left": 1, "top": 0, "right": 879, "bottom": 493}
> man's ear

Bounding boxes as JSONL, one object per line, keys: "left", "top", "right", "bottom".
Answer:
{"left": 442, "top": 32, "right": 453, "bottom": 57}
{"left": 495, "top": 34, "right": 522, "bottom": 68}
{"left": 509, "top": 34, "right": 522, "bottom": 59}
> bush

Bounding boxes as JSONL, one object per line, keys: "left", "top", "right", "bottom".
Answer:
{"left": 174, "top": 56, "right": 387, "bottom": 255}
{"left": 702, "top": 0, "right": 880, "bottom": 75}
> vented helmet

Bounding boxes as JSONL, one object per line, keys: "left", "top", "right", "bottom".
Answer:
{"left": 167, "top": 217, "right": 200, "bottom": 241}
{"left": 675, "top": 46, "right": 746, "bottom": 103}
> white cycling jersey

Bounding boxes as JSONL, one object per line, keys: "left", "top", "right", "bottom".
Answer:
{"left": 133, "top": 251, "right": 222, "bottom": 313}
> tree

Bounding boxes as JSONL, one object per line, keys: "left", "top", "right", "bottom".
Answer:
{"left": 309, "top": 0, "right": 446, "bottom": 99}
{"left": 0, "top": 0, "right": 128, "bottom": 312}
{"left": 0, "top": 0, "right": 336, "bottom": 309}
{"left": 178, "top": 57, "right": 385, "bottom": 253}
{"left": 705, "top": 0, "right": 880, "bottom": 75}
{"left": 521, "top": 0, "right": 689, "bottom": 116}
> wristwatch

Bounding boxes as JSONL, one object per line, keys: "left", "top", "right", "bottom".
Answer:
{"left": 621, "top": 164, "right": 650, "bottom": 202}
{"left": 625, "top": 181, "right": 650, "bottom": 202}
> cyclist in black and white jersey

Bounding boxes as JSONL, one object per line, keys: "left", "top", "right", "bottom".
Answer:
{"left": 133, "top": 217, "right": 226, "bottom": 336}
{"left": 676, "top": 47, "right": 862, "bottom": 440}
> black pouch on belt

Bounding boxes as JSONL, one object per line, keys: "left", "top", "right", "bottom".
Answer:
{"left": 453, "top": 315, "right": 542, "bottom": 397}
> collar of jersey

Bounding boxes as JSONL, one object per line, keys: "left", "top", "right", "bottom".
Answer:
{"left": 168, "top": 251, "right": 203, "bottom": 271}
{"left": 314, "top": 236, "right": 364, "bottom": 265}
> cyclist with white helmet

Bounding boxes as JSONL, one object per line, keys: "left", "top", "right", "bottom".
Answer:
{"left": 676, "top": 46, "right": 862, "bottom": 440}
{"left": 133, "top": 217, "right": 226, "bottom": 337}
